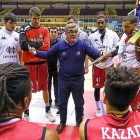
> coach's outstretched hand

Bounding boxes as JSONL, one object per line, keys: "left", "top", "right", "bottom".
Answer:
{"left": 28, "top": 45, "right": 37, "bottom": 55}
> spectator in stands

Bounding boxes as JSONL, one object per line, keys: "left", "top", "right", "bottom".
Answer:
{"left": 88, "top": 11, "right": 119, "bottom": 117}
{"left": 118, "top": 28, "right": 124, "bottom": 38}
{"left": 48, "top": 27, "right": 60, "bottom": 115}
{"left": 61, "top": 15, "right": 89, "bottom": 74}
{"left": 19, "top": 7, "right": 55, "bottom": 122}
{"left": 118, "top": 15, "right": 140, "bottom": 112}
{"left": 28, "top": 23, "right": 104, "bottom": 134}
{"left": 79, "top": 66, "right": 140, "bottom": 140}
{"left": 0, "top": 13, "right": 22, "bottom": 65}
{"left": 0, "top": 62, "right": 59, "bottom": 140}
{"left": 114, "top": 26, "right": 124, "bottom": 39}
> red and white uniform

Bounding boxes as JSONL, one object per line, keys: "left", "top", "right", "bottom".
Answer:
{"left": 119, "top": 33, "right": 140, "bottom": 107}
{"left": 89, "top": 28, "right": 119, "bottom": 88}
{"left": 20, "top": 23, "right": 50, "bottom": 92}
{"left": 85, "top": 112, "right": 140, "bottom": 140}
{"left": 118, "top": 33, "right": 140, "bottom": 69}
{"left": 0, "top": 118, "right": 46, "bottom": 140}
{"left": 89, "top": 28, "right": 119, "bottom": 69}
{"left": 0, "top": 28, "right": 21, "bottom": 64}
{"left": 20, "top": 23, "right": 50, "bottom": 63}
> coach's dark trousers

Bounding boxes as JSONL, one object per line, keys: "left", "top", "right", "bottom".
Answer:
{"left": 58, "top": 77, "right": 84, "bottom": 125}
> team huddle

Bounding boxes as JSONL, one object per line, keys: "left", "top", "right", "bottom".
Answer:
{"left": 1, "top": 6, "right": 140, "bottom": 140}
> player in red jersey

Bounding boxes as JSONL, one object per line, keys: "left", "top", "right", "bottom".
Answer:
{"left": 79, "top": 66, "right": 140, "bottom": 140}
{"left": 0, "top": 62, "right": 59, "bottom": 140}
{"left": 19, "top": 7, "right": 55, "bottom": 122}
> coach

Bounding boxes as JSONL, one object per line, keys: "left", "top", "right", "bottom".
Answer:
{"left": 28, "top": 23, "right": 103, "bottom": 134}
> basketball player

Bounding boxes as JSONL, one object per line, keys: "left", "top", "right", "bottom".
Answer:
{"left": 80, "top": 66, "right": 140, "bottom": 140}
{"left": 0, "top": 62, "right": 59, "bottom": 140}
{"left": 118, "top": 15, "right": 140, "bottom": 111}
{"left": 88, "top": 11, "right": 119, "bottom": 117}
{"left": 19, "top": 7, "right": 55, "bottom": 122}
{"left": 0, "top": 13, "right": 22, "bottom": 65}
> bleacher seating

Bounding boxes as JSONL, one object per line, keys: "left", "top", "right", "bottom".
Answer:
{"left": 0, "top": 9, "right": 4, "bottom": 13}
{"left": 0, "top": 9, "right": 14, "bottom": 15}
{"left": 69, "top": 4, "right": 86, "bottom": 9}
{"left": 52, "top": 4, "right": 68, "bottom": 9}
{"left": 41, "top": 9, "right": 70, "bottom": 15}
{"left": 69, "top": 8, "right": 80, "bottom": 15}
{"left": 80, "top": 9, "right": 105, "bottom": 15}
{"left": 35, "top": 4, "right": 50, "bottom": 9}
{"left": 107, "top": 8, "right": 116, "bottom": 16}
{"left": 106, "top": 4, "right": 122, "bottom": 9}
{"left": 125, "top": 4, "right": 137, "bottom": 9}
{"left": 87, "top": 4, "right": 104, "bottom": 9}
{"left": 18, "top": 5, "right": 33, "bottom": 9}
{"left": 11, "top": 9, "right": 30, "bottom": 15}
{"left": 2, "top": 5, "right": 17, "bottom": 9}
{"left": 116, "top": 9, "right": 133, "bottom": 16}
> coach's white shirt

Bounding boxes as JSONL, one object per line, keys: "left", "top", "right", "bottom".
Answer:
{"left": 0, "top": 27, "right": 21, "bottom": 64}
{"left": 118, "top": 33, "right": 140, "bottom": 69}
{"left": 88, "top": 28, "right": 119, "bottom": 69}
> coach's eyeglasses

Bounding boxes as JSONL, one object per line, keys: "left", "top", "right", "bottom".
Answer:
{"left": 67, "top": 31, "right": 78, "bottom": 35}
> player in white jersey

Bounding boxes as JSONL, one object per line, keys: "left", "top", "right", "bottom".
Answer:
{"left": 0, "top": 13, "right": 22, "bottom": 65}
{"left": 118, "top": 15, "right": 140, "bottom": 112}
{"left": 88, "top": 11, "right": 119, "bottom": 117}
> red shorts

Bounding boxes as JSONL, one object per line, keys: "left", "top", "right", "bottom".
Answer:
{"left": 92, "top": 65, "right": 105, "bottom": 88}
{"left": 25, "top": 63, "right": 48, "bottom": 93}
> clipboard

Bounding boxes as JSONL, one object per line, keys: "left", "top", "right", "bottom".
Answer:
{"left": 88, "top": 52, "right": 110, "bottom": 67}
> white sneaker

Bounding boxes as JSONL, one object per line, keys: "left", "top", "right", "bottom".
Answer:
{"left": 96, "top": 108, "right": 102, "bottom": 117}
{"left": 23, "top": 114, "right": 29, "bottom": 121}
{"left": 46, "top": 110, "right": 55, "bottom": 122}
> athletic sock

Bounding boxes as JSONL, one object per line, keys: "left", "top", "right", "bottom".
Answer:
{"left": 46, "top": 106, "right": 50, "bottom": 112}
{"left": 45, "top": 103, "right": 50, "bottom": 107}
{"left": 96, "top": 101, "right": 100, "bottom": 109}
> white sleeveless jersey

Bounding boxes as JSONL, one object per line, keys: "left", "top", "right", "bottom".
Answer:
{"left": 88, "top": 28, "right": 119, "bottom": 69}
{"left": 118, "top": 33, "right": 140, "bottom": 69}
{"left": 0, "top": 28, "right": 21, "bottom": 64}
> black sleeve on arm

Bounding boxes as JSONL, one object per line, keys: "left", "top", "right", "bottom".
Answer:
{"left": 111, "top": 46, "right": 119, "bottom": 57}
{"left": 28, "top": 42, "right": 43, "bottom": 49}
{"left": 41, "top": 127, "right": 47, "bottom": 140}
{"left": 19, "top": 26, "right": 43, "bottom": 51}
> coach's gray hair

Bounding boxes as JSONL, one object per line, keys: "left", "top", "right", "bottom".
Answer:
{"left": 29, "top": 7, "right": 41, "bottom": 16}
{"left": 65, "top": 23, "right": 78, "bottom": 32}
